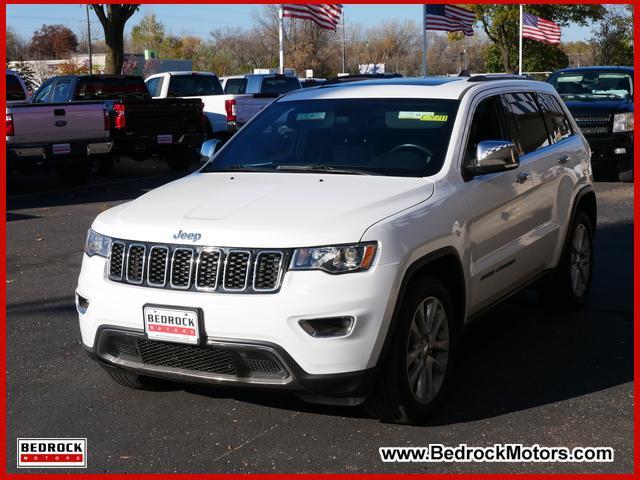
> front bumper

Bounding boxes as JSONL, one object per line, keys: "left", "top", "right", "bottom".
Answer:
{"left": 76, "top": 254, "right": 399, "bottom": 393}
{"left": 586, "top": 131, "right": 633, "bottom": 164}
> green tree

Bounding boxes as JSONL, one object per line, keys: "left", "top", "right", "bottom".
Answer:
{"left": 590, "top": 6, "right": 633, "bottom": 66}
{"left": 131, "top": 13, "right": 165, "bottom": 55}
{"left": 91, "top": 5, "right": 140, "bottom": 74}
{"left": 464, "top": 4, "right": 604, "bottom": 72}
{"left": 485, "top": 40, "right": 569, "bottom": 73}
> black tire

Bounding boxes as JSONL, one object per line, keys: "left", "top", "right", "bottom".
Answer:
{"left": 617, "top": 159, "right": 633, "bottom": 183}
{"left": 101, "top": 365, "right": 167, "bottom": 390}
{"left": 539, "top": 210, "right": 594, "bottom": 310}
{"left": 365, "top": 276, "right": 458, "bottom": 424}
{"left": 56, "top": 161, "right": 91, "bottom": 187}
{"left": 166, "top": 148, "right": 197, "bottom": 172}
{"left": 95, "top": 154, "right": 115, "bottom": 176}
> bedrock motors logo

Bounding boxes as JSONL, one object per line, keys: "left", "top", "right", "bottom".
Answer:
{"left": 17, "top": 438, "right": 87, "bottom": 468}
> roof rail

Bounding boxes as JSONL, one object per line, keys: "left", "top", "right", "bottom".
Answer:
{"left": 467, "top": 74, "right": 533, "bottom": 82}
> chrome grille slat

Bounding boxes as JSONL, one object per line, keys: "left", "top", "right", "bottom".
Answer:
{"left": 126, "top": 244, "right": 146, "bottom": 284}
{"left": 106, "top": 240, "right": 286, "bottom": 294}
{"left": 223, "top": 250, "right": 251, "bottom": 291}
{"left": 147, "top": 246, "right": 169, "bottom": 286}
{"left": 195, "top": 249, "right": 221, "bottom": 291}
{"left": 253, "top": 251, "right": 284, "bottom": 291}
{"left": 171, "top": 248, "right": 194, "bottom": 289}
{"left": 108, "top": 241, "right": 125, "bottom": 280}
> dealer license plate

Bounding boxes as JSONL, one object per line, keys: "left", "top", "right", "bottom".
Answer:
{"left": 157, "top": 134, "right": 173, "bottom": 144}
{"left": 52, "top": 143, "right": 71, "bottom": 155}
{"left": 144, "top": 306, "right": 199, "bottom": 344}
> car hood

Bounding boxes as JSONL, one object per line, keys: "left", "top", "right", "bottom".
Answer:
{"left": 563, "top": 98, "right": 633, "bottom": 115}
{"left": 93, "top": 172, "right": 435, "bottom": 248}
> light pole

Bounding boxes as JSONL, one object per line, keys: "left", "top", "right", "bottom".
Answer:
{"left": 86, "top": 4, "right": 93, "bottom": 74}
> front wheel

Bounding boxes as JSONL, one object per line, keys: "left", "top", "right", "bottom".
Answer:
{"left": 365, "top": 276, "right": 458, "bottom": 424}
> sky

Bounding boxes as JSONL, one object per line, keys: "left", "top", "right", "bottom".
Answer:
{"left": 7, "top": 4, "right": 594, "bottom": 43}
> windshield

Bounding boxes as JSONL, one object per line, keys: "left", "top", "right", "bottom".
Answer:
{"left": 549, "top": 71, "right": 633, "bottom": 101}
{"left": 168, "top": 74, "right": 223, "bottom": 96}
{"left": 74, "top": 77, "right": 150, "bottom": 100}
{"left": 204, "top": 98, "right": 459, "bottom": 177}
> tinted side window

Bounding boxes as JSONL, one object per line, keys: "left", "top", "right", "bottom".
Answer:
{"left": 51, "top": 80, "right": 71, "bottom": 103}
{"left": 261, "top": 76, "right": 301, "bottom": 95}
{"left": 7, "top": 75, "right": 26, "bottom": 101}
{"left": 33, "top": 82, "right": 53, "bottom": 103}
{"left": 224, "top": 78, "right": 247, "bottom": 94}
{"left": 464, "top": 95, "right": 511, "bottom": 165}
{"left": 146, "top": 77, "right": 163, "bottom": 97}
{"left": 504, "top": 92, "right": 550, "bottom": 155}
{"left": 536, "top": 93, "right": 572, "bottom": 142}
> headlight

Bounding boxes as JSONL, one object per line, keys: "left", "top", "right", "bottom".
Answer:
{"left": 290, "top": 243, "right": 377, "bottom": 274}
{"left": 84, "top": 229, "right": 112, "bottom": 258}
{"left": 613, "top": 112, "right": 634, "bottom": 132}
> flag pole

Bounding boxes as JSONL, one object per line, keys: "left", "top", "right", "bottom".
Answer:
{"left": 422, "top": 5, "right": 427, "bottom": 76}
{"left": 279, "top": 5, "right": 285, "bottom": 74}
{"left": 518, "top": 5, "right": 523, "bottom": 75}
{"left": 341, "top": 13, "right": 346, "bottom": 74}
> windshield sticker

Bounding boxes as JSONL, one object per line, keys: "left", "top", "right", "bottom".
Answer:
{"left": 296, "top": 112, "right": 326, "bottom": 121}
{"left": 398, "top": 111, "right": 448, "bottom": 122}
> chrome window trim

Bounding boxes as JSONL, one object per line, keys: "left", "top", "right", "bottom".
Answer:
{"left": 147, "top": 246, "right": 170, "bottom": 287}
{"left": 125, "top": 244, "right": 146, "bottom": 285}
{"left": 252, "top": 250, "right": 284, "bottom": 292}
{"left": 223, "top": 249, "right": 251, "bottom": 291}
{"left": 195, "top": 248, "right": 222, "bottom": 291}
{"left": 170, "top": 247, "right": 194, "bottom": 290}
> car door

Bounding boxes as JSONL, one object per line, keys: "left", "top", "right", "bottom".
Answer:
{"left": 464, "top": 93, "right": 540, "bottom": 314}
{"left": 503, "top": 92, "right": 584, "bottom": 274}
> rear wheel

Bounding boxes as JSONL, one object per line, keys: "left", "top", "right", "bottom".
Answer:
{"left": 56, "top": 160, "right": 91, "bottom": 186}
{"left": 540, "top": 210, "right": 594, "bottom": 310}
{"left": 166, "top": 147, "right": 198, "bottom": 172}
{"left": 365, "top": 276, "right": 458, "bottom": 424}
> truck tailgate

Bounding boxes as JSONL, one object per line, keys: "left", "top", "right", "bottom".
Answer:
{"left": 117, "top": 99, "right": 203, "bottom": 134}
{"left": 10, "top": 103, "right": 107, "bottom": 144}
{"left": 235, "top": 95, "right": 277, "bottom": 124}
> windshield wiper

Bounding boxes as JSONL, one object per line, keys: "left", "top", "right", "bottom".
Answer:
{"left": 217, "top": 164, "right": 276, "bottom": 172}
{"left": 276, "top": 165, "right": 376, "bottom": 175}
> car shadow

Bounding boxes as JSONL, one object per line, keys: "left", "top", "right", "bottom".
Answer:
{"left": 182, "top": 222, "right": 633, "bottom": 424}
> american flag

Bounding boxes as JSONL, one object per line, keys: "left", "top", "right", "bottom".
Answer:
{"left": 425, "top": 5, "right": 475, "bottom": 36}
{"left": 522, "top": 13, "right": 561, "bottom": 45}
{"left": 282, "top": 4, "right": 343, "bottom": 31}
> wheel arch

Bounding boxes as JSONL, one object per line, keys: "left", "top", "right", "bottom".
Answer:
{"left": 375, "top": 247, "right": 466, "bottom": 370}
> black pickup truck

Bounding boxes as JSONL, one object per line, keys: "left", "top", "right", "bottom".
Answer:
{"left": 31, "top": 75, "right": 206, "bottom": 172}
{"left": 547, "top": 66, "right": 634, "bottom": 182}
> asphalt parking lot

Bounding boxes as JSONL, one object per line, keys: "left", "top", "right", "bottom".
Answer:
{"left": 6, "top": 160, "right": 634, "bottom": 474}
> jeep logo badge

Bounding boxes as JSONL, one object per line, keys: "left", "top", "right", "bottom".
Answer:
{"left": 173, "top": 230, "right": 202, "bottom": 242}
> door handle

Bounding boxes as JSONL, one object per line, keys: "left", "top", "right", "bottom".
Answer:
{"left": 515, "top": 172, "right": 530, "bottom": 184}
{"left": 558, "top": 155, "right": 571, "bottom": 164}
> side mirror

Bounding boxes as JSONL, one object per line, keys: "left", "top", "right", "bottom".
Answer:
{"left": 466, "top": 140, "right": 519, "bottom": 177}
{"left": 200, "top": 139, "right": 221, "bottom": 165}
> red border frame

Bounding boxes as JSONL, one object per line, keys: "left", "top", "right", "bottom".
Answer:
{"left": 2, "top": 1, "right": 638, "bottom": 478}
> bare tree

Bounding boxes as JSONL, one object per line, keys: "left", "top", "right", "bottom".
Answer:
{"left": 91, "top": 5, "right": 140, "bottom": 74}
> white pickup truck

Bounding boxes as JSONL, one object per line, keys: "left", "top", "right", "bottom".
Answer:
{"left": 221, "top": 73, "right": 303, "bottom": 130}
{"left": 6, "top": 72, "right": 112, "bottom": 185}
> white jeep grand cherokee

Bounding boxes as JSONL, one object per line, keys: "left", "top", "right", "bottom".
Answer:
{"left": 77, "top": 76, "right": 596, "bottom": 424}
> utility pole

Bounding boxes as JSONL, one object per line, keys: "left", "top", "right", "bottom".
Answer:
{"left": 422, "top": 5, "right": 428, "bottom": 76}
{"left": 86, "top": 4, "right": 93, "bottom": 74}
{"left": 278, "top": 6, "right": 284, "bottom": 74}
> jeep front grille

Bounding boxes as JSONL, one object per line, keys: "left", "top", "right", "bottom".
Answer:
{"left": 108, "top": 240, "right": 289, "bottom": 294}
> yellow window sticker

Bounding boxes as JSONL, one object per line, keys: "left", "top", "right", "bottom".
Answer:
{"left": 398, "top": 111, "right": 448, "bottom": 122}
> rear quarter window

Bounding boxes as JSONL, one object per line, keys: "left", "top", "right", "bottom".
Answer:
{"left": 261, "top": 77, "right": 301, "bottom": 95}
{"left": 536, "top": 93, "right": 573, "bottom": 143}
{"left": 7, "top": 75, "right": 26, "bottom": 101}
{"left": 224, "top": 78, "right": 247, "bottom": 95}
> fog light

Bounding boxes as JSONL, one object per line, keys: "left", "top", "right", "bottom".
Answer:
{"left": 76, "top": 293, "right": 89, "bottom": 314}
{"left": 614, "top": 148, "right": 627, "bottom": 155}
{"left": 299, "top": 317, "right": 354, "bottom": 338}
